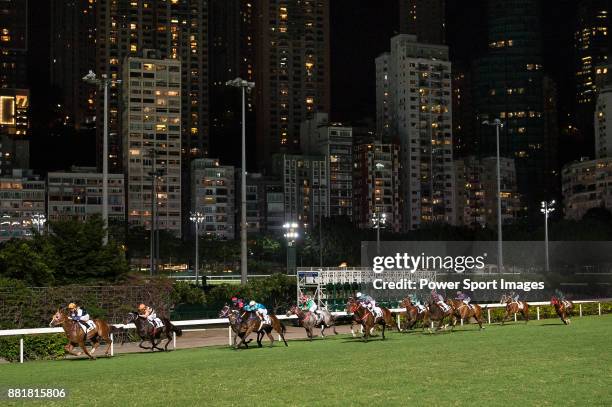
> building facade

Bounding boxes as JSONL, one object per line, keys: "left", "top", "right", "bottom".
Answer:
{"left": 273, "top": 154, "right": 328, "bottom": 231}
{"left": 122, "top": 55, "right": 182, "bottom": 235}
{"left": 398, "top": 0, "right": 445, "bottom": 44}
{"left": 595, "top": 86, "right": 612, "bottom": 158}
{"left": 473, "top": 0, "right": 556, "bottom": 211}
{"left": 378, "top": 34, "right": 455, "bottom": 230}
{"left": 254, "top": 0, "right": 330, "bottom": 168}
{"left": 46, "top": 167, "right": 125, "bottom": 223}
{"left": 191, "top": 158, "right": 235, "bottom": 239}
{"left": 237, "top": 172, "right": 284, "bottom": 235}
{"left": 300, "top": 113, "right": 353, "bottom": 219}
{"left": 562, "top": 157, "right": 612, "bottom": 220}
{"left": 353, "top": 143, "right": 401, "bottom": 233}
{"left": 0, "top": 169, "right": 45, "bottom": 241}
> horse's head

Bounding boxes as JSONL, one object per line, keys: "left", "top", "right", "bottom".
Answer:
{"left": 500, "top": 294, "right": 509, "bottom": 304}
{"left": 400, "top": 297, "right": 412, "bottom": 308}
{"left": 219, "top": 305, "right": 231, "bottom": 318}
{"left": 285, "top": 305, "right": 298, "bottom": 317}
{"left": 346, "top": 301, "right": 360, "bottom": 314}
{"left": 49, "top": 308, "right": 67, "bottom": 327}
{"left": 123, "top": 311, "right": 138, "bottom": 325}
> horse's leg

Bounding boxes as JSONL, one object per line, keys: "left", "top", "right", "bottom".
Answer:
{"left": 89, "top": 336, "right": 99, "bottom": 355}
{"left": 64, "top": 342, "right": 82, "bottom": 357}
{"left": 265, "top": 329, "right": 275, "bottom": 347}
{"left": 100, "top": 326, "right": 112, "bottom": 355}
{"left": 381, "top": 323, "right": 386, "bottom": 340}
{"left": 138, "top": 339, "right": 151, "bottom": 350}
{"left": 79, "top": 339, "right": 95, "bottom": 360}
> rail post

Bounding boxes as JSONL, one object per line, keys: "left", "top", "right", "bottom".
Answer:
{"left": 396, "top": 313, "right": 401, "bottom": 330}
{"left": 173, "top": 331, "right": 176, "bottom": 349}
{"left": 514, "top": 313, "right": 517, "bottom": 322}
{"left": 460, "top": 318, "right": 463, "bottom": 326}
{"left": 537, "top": 307, "right": 540, "bottom": 321}
{"left": 599, "top": 302, "right": 602, "bottom": 316}
{"left": 579, "top": 304, "right": 582, "bottom": 317}
{"left": 228, "top": 326, "right": 232, "bottom": 346}
{"left": 19, "top": 338, "right": 23, "bottom": 363}
{"left": 487, "top": 309, "right": 491, "bottom": 324}
{"left": 110, "top": 333, "right": 114, "bottom": 356}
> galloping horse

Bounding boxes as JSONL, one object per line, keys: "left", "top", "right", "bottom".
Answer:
{"left": 123, "top": 312, "right": 182, "bottom": 351}
{"left": 219, "top": 305, "right": 253, "bottom": 348}
{"left": 551, "top": 297, "right": 573, "bottom": 325}
{"left": 446, "top": 299, "right": 485, "bottom": 330}
{"left": 49, "top": 309, "right": 118, "bottom": 360}
{"left": 424, "top": 298, "right": 454, "bottom": 332}
{"left": 286, "top": 305, "right": 338, "bottom": 340}
{"left": 224, "top": 307, "right": 288, "bottom": 348}
{"left": 399, "top": 297, "right": 429, "bottom": 331}
{"left": 346, "top": 299, "right": 398, "bottom": 341}
{"left": 500, "top": 294, "right": 530, "bottom": 324}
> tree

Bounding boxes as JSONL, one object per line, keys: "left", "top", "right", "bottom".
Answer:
{"left": 0, "top": 240, "right": 55, "bottom": 286}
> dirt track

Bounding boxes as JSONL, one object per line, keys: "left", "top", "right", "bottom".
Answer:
{"left": 107, "top": 324, "right": 358, "bottom": 355}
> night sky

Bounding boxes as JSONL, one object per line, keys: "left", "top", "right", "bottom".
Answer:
{"left": 26, "top": 1, "right": 577, "bottom": 174}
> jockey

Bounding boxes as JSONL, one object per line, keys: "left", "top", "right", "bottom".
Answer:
{"left": 455, "top": 291, "right": 473, "bottom": 309}
{"left": 510, "top": 291, "right": 520, "bottom": 302}
{"left": 299, "top": 295, "right": 322, "bottom": 322}
{"left": 356, "top": 292, "right": 381, "bottom": 318}
{"left": 244, "top": 300, "right": 269, "bottom": 328}
{"left": 231, "top": 296, "right": 244, "bottom": 310}
{"left": 431, "top": 290, "right": 451, "bottom": 312}
{"left": 138, "top": 303, "right": 163, "bottom": 329}
{"left": 68, "top": 302, "right": 95, "bottom": 331}
{"left": 411, "top": 294, "right": 426, "bottom": 313}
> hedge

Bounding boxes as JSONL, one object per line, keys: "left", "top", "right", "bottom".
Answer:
{"left": 0, "top": 334, "right": 67, "bottom": 362}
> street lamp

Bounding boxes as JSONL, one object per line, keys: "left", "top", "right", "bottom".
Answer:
{"left": 190, "top": 211, "right": 205, "bottom": 286}
{"left": 226, "top": 77, "right": 255, "bottom": 285}
{"left": 31, "top": 213, "right": 46, "bottom": 234}
{"left": 482, "top": 119, "right": 504, "bottom": 272}
{"left": 371, "top": 212, "right": 386, "bottom": 255}
{"left": 283, "top": 222, "right": 299, "bottom": 275}
{"left": 541, "top": 200, "right": 555, "bottom": 272}
{"left": 83, "top": 70, "right": 121, "bottom": 245}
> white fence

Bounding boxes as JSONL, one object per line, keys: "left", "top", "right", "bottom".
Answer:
{"left": 0, "top": 300, "right": 606, "bottom": 363}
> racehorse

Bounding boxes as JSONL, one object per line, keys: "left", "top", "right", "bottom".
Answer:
{"left": 219, "top": 305, "right": 254, "bottom": 348}
{"left": 399, "top": 297, "right": 429, "bottom": 331}
{"left": 424, "top": 297, "right": 454, "bottom": 332}
{"left": 49, "top": 309, "right": 120, "bottom": 360}
{"left": 346, "top": 299, "right": 399, "bottom": 341}
{"left": 500, "top": 294, "right": 530, "bottom": 324}
{"left": 445, "top": 299, "right": 485, "bottom": 330}
{"left": 226, "top": 308, "right": 288, "bottom": 348}
{"left": 551, "top": 297, "right": 573, "bottom": 325}
{"left": 123, "top": 311, "right": 182, "bottom": 351}
{"left": 345, "top": 298, "right": 376, "bottom": 337}
{"left": 286, "top": 305, "right": 338, "bottom": 340}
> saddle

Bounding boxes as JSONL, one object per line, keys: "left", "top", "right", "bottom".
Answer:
{"left": 148, "top": 317, "right": 164, "bottom": 329}
{"left": 511, "top": 301, "right": 524, "bottom": 310}
{"left": 562, "top": 300, "right": 572, "bottom": 309}
{"left": 77, "top": 320, "right": 96, "bottom": 334}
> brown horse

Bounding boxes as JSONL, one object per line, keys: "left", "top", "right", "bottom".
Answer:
{"left": 49, "top": 309, "right": 117, "bottom": 360}
{"left": 446, "top": 299, "right": 485, "bottom": 330}
{"left": 286, "top": 305, "right": 338, "bottom": 340}
{"left": 234, "top": 310, "right": 288, "bottom": 348}
{"left": 424, "top": 298, "right": 454, "bottom": 332}
{"left": 346, "top": 299, "right": 398, "bottom": 341}
{"left": 551, "top": 297, "right": 573, "bottom": 325}
{"left": 500, "top": 294, "right": 530, "bottom": 324}
{"left": 123, "top": 311, "right": 182, "bottom": 351}
{"left": 399, "top": 297, "right": 429, "bottom": 331}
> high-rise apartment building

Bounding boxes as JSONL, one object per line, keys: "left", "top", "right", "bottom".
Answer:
{"left": 562, "top": 156, "right": 612, "bottom": 220}
{"left": 595, "top": 86, "right": 612, "bottom": 158}
{"left": 0, "top": 0, "right": 29, "bottom": 174}
{"left": 398, "top": 0, "right": 445, "bottom": 44}
{"left": 474, "top": 0, "right": 557, "bottom": 211}
{"left": 191, "top": 158, "right": 235, "bottom": 240}
{"left": 255, "top": 1, "right": 330, "bottom": 167}
{"left": 377, "top": 34, "right": 455, "bottom": 231}
{"left": 95, "top": 0, "right": 209, "bottom": 173}
{"left": 237, "top": 172, "right": 284, "bottom": 235}
{"left": 375, "top": 54, "right": 393, "bottom": 143}
{"left": 47, "top": 167, "right": 125, "bottom": 223}
{"left": 353, "top": 143, "right": 401, "bottom": 233}
{"left": 0, "top": 169, "right": 45, "bottom": 242}
{"left": 122, "top": 55, "right": 182, "bottom": 236}
{"left": 300, "top": 113, "right": 353, "bottom": 219}
{"left": 273, "top": 153, "right": 328, "bottom": 231}
{"left": 50, "top": 0, "right": 97, "bottom": 128}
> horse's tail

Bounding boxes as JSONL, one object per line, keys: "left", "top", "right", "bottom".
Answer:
{"left": 280, "top": 320, "right": 287, "bottom": 334}
{"left": 169, "top": 322, "right": 183, "bottom": 337}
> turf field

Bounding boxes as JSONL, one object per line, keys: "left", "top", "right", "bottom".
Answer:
{"left": 1, "top": 315, "right": 611, "bottom": 407}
